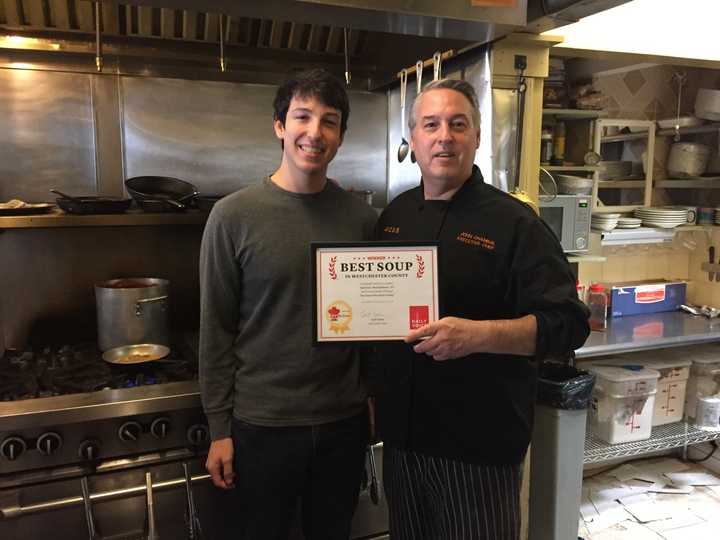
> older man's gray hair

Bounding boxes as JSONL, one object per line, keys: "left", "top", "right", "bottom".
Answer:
{"left": 409, "top": 79, "right": 480, "bottom": 132}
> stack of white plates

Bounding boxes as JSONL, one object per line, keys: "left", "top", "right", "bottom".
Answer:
{"left": 634, "top": 207, "right": 688, "bottom": 229}
{"left": 616, "top": 217, "right": 642, "bottom": 229}
{"left": 591, "top": 213, "right": 620, "bottom": 232}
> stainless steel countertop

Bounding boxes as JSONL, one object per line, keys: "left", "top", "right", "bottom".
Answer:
{"left": 576, "top": 311, "right": 720, "bottom": 358}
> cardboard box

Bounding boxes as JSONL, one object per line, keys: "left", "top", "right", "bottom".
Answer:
{"left": 603, "top": 280, "right": 687, "bottom": 317}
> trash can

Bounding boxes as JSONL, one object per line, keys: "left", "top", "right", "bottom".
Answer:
{"left": 529, "top": 362, "right": 595, "bottom": 540}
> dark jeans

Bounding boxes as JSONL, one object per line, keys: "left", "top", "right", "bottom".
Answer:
{"left": 229, "top": 410, "right": 369, "bottom": 540}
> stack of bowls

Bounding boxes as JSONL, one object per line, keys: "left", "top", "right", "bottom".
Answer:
{"left": 591, "top": 213, "right": 620, "bottom": 232}
{"left": 556, "top": 174, "right": 594, "bottom": 195}
{"left": 616, "top": 217, "right": 642, "bottom": 229}
{"left": 598, "top": 161, "right": 633, "bottom": 180}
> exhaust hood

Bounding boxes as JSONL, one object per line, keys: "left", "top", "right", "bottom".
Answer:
{"left": 0, "top": 0, "right": 631, "bottom": 85}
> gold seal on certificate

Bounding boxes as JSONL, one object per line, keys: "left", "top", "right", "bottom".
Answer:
{"left": 312, "top": 242, "right": 440, "bottom": 343}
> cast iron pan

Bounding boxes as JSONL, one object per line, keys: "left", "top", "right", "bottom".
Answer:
{"left": 125, "top": 176, "right": 198, "bottom": 211}
{"left": 55, "top": 196, "right": 132, "bottom": 214}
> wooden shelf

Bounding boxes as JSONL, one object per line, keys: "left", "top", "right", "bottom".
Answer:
{"left": 657, "top": 123, "right": 720, "bottom": 137}
{"left": 655, "top": 177, "right": 720, "bottom": 188}
{"left": 542, "top": 108, "right": 606, "bottom": 119}
{"left": 600, "top": 122, "right": 720, "bottom": 143}
{"left": 543, "top": 165, "right": 600, "bottom": 172}
{"left": 567, "top": 254, "right": 607, "bottom": 263}
{"left": 597, "top": 180, "right": 645, "bottom": 188}
{"left": 0, "top": 210, "right": 210, "bottom": 229}
{"left": 601, "top": 132, "right": 649, "bottom": 143}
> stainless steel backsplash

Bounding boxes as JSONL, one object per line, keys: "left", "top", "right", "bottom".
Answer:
{"left": 0, "top": 69, "right": 388, "bottom": 203}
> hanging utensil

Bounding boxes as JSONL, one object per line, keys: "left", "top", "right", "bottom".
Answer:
{"left": 432, "top": 51, "right": 442, "bottom": 81}
{"left": 343, "top": 27, "right": 351, "bottom": 86}
{"left": 672, "top": 71, "right": 687, "bottom": 142}
{"left": 94, "top": 1, "right": 103, "bottom": 72}
{"left": 81, "top": 476, "right": 100, "bottom": 540}
{"left": 219, "top": 14, "right": 226, "bottom": 73}
{"left": 183, "top": 462, "right": 203, "bottom": 539}
{"left": 145, "top": 472, "right": 159, "bottom": 540}
{"left": 366, "top": 445, "right": 380, "bottom": 505}
{"left": 410, "top": 60, "right": 424, "bottom": 163}
{"left": 397, "top": 69, "right": 409, "bottom": 162}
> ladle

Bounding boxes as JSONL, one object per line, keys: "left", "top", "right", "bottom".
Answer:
{"left": 397, "top": 69, "right": 409, "bottom": 162}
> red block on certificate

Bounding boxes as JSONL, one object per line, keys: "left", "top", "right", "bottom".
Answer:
{"left": 409, "top": 306, "right": 429, "bottom": 329}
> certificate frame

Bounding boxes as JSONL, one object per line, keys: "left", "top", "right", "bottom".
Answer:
{"left": 311, "top": 241, "right": 440, "bottom": 344}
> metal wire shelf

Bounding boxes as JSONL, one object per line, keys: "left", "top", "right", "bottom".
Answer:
{"left": 584, "top": 421, "right": 720, "bottom": 464}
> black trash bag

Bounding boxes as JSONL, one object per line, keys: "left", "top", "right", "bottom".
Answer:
{"left": 537, "top": 361, "right": 596, "bottom": 410}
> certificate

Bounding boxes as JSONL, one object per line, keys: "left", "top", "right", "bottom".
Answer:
{"left": 312, "top": 242, "right": 439, "bottom": 343}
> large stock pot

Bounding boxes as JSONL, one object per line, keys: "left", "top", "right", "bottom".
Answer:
{"left": 95, "top": 278, "right": 170, "bottom": 351}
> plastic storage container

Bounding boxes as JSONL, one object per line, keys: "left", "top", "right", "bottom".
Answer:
{"left": 586, "top": 365, "right": 660, "bottom": 444}
{"left": 642, "top": 357, "right": 691, "bottom": 426}
{"left": 588, "top": 353, "right": 690, "bottom": 426}
{"left": 684, "top": 345, "right": 720, "bottom": 422}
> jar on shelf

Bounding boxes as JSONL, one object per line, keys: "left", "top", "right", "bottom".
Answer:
{"left": 588, "top": 283, "right": 608, "bottom": 331}
{"left": 552, "top": 121, "right": 566, "bottom": 165}
{"left": 540, "top": 128, "right": 553, "bottom": 164}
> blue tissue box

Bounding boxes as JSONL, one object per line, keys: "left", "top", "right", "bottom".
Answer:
{"left": 604, "top": 280, "right": 687, "bottom": 317}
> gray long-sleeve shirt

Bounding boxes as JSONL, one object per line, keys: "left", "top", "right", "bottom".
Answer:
{"left": 199, "top": 177, "right": 377, "bottom": 440}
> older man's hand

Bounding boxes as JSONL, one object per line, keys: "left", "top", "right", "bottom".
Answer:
{"left": 405, "top": 317, "right": 481, "bottom": 361}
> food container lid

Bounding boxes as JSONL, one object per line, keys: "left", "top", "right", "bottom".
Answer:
{"left": 586, "top": 365, "right": 660, "bottom": 382}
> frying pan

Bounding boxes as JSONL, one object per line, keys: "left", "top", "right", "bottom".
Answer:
{"left": 51, "top": 189, "right": 132, "bottom": 214}
{"left": 102, "top": 343, "right": 170, "bottom": 365}
{"left": 125, "top": 176, "right": 199, "bottom": 211}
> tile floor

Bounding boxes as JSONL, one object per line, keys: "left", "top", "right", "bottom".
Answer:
{"left": 578, "top": 458, "right": 720, "bottom": 540}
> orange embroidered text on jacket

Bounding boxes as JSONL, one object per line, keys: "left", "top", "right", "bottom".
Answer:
{"left": 457, "top": 232, "right": 495, "bottom": 250}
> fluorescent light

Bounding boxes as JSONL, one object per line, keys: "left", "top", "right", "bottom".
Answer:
{"left": 543, "top": 0, "right": 720, "bottom": 62}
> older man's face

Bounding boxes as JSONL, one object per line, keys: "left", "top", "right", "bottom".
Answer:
{"left": 410, "top": 88, "right": 480, "bottom": 193}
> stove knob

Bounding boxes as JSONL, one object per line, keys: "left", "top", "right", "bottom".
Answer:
{"left": 150, "top": 417, "right": 171, "bottom": 439}
{"left": 186, "top": 424, "right": 209, "bottom": 446}
{"left": 1, "top": 436, "right": 27, "bottom": 461}
{"left": 118, "top": 421, "right": 143, "bottom": 442}
{"left": 78, "top": 440, "right": 101, "bottom": 461}
{"left": 37, "top": 432, "right": 63, "bottom": 456}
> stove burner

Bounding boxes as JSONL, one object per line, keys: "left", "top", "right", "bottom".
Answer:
{"left": 0, "top": 343, "right": 197, "bottom": 401}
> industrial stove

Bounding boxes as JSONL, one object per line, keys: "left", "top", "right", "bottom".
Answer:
{"left": 0, "top": 343, "right": 388, "bottom": 539}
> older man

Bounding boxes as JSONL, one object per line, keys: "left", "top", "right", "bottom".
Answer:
{"left": 374, "top": 79, "right": 590, "bottom": 540}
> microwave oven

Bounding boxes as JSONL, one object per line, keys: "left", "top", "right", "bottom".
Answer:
{"left": 538, "top": 194, "right": 591, "bottom": 253}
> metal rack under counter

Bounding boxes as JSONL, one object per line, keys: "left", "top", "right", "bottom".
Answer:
{"left": 576, "top": 311, "right": 720, "bottom": 358}
{"left": 584, "top": 421, "right": 720, "bottom": 464}
{"left": 0, "top": 210, "right": 209, "bottom": 229}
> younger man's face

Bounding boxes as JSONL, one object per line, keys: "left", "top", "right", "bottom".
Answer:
{"left": 274, "top": 94, "right": 344, "bottom": 177}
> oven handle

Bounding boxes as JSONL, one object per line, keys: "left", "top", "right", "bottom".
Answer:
{"left": 0, "top": 473, "right": 211, "bottom": 520}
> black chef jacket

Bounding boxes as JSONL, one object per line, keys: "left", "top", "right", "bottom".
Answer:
{"left": 374, "top": 166, "right": 590, "bottom": 466}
